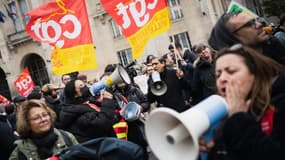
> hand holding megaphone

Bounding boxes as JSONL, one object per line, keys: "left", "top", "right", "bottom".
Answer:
{"left": 150, "top": 71, "right": 167, "bottom": 96}
{"left": 90, "top": 65, "right": 131, "bottom": 94}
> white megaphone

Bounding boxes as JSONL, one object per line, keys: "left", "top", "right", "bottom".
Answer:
{"left": 145, "top": 95, "right": 228, "bottom": 160}
{"left": 90, "top": 65, "right": 131, "bottom": 94}
{"left": 150, "top": 71, "right": 167, "bottom": 96}
{"left": 124, "top": 102, "right": 141, "bottom": 122}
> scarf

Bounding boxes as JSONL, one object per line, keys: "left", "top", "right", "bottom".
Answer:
{"left": 29, "top": 128, "right": 58, "bottom": 159}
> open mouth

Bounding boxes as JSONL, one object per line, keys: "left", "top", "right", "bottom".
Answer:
{"left": 220, "top": 88, "right": 226, "bottom": 97}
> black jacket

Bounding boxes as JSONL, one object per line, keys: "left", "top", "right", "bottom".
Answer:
{"left": 192, "top": 58, "right": 216, "bottom": 105}
{"left": 114, "top": 85, "right": 149, "bottom": 159}
{"left": 147, "top": 68, "right": 188, "bottom": 112}
{"left": 59, "top": 99, "right": 116, "bottom": 143}
{"left": 114, "top": 84, "right": 149, "bottom": 112}
{"left": 0, "top": 114, "right": 16, "bottom": 160}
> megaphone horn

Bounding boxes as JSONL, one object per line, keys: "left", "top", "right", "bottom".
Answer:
{"left": 110, "top": 64, "right": 131, "bottom": 85}
{"left": 150, "top": 71, "right": 167, "bottom": 96}
{"left": 91, "top": 65, "right": 131, "bottom": 94}
{"left": 124, "top": 102, "right": 141, "bottom": 122}
{"left": 145, "top": 95, "right": 228, "bottom": 160}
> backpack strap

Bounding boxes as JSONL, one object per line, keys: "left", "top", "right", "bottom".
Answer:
{"left": 59, "top": 129, "right": 73, "bottom": 147}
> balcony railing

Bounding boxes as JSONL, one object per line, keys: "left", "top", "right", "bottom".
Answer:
{"left": 7, "top": 30, "right": 32, "bottom": 49}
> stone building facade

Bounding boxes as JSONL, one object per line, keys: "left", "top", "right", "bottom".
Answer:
{"left": 0, "top": 0, "right": 262, "bottom": 99}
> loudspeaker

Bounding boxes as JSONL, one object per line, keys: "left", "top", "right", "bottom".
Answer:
{"left": 124, "top": 102, "right": 141, "bottom": 122}
{"left": 145, "top": 95, "right": 228, "bottom": 160}
{"left": 150, "top": 71, "right": 167, "bottom": 96}
{"left": 91, "top": 65, "right": 131, "bottom": 94}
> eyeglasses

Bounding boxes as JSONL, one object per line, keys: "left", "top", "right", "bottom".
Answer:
{"left": 232, "top": 19, "right": 257, "bottom": 33}
{"left": 29, "top": 112, "right": 50, "bottom": 122}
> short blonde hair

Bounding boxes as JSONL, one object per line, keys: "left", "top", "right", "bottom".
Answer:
{"left": 16, "top": 100, "right": 56, "bottom": 136}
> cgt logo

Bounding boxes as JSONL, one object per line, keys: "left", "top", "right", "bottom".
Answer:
{"left": 31, "top": 14, "right": 81, "bottom": 48}
{"left": 116, "top": 0, "right": 158, "bottom": 29}
{"left": 27, "top": 0, "right": 82, "bottom": 48}
{"left": 15, "top": 76, "right": 33, "bottom": 91}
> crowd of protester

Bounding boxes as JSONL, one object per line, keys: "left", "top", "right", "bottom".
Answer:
{"left": 0, "top": 11, "right": 285, "bottom": 160}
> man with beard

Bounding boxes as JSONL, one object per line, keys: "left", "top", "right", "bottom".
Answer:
{"left": 209, "top": 11, "right": 285, "bottom": 66}
{"left": 147, "top": 56, "right": 189, "bottom": 113}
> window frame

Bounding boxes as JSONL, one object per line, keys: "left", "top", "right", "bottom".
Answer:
{"left": 116, "top": 48, "right": 133, "bottom": 67}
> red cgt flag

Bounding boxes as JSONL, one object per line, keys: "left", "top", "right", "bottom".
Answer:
{"left": 100, "top": 0, "right": 171, "bottom": 59}
{"left": 25, "top": 0, "right": 97, "bottom": 75}
{"left": 0, "top": 94, "right": 10, "bottom": 106}
{"left": 13, "top": 68, "right": 35, "bottom": 97}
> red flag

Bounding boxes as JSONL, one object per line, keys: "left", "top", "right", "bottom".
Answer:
{"left": 14, "top": 68, "right": 35, "bottom": 97}
{"left": 0, "top": 95, "right": 10, "bottom": 106}
{"left": 100, "top": 0, "right": 171, "bottom": 59}
{"left": 25, "top": 0, "right": 97, "bottom": 75}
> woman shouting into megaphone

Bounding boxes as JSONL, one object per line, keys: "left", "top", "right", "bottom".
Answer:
{"left": 199, "top": 44, "right": 285, "bottom": 160}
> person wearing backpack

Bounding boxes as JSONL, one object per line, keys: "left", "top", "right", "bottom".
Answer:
{"left": 9, "top": 100, "right": 78, "bottom": 160}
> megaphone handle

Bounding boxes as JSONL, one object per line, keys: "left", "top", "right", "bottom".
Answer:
{"left": 200, "top": 124, "right": 217, "bottom": 160}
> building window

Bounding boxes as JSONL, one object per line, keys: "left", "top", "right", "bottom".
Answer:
{"left": 168, "top": 0, "right": 184, "bottom": 21}
{"left": 8, "top": 0, "right": 29, "bottom": 32}
{"left": 24, "top": 54, "right": 50, "bottom": 86}
{"left": 19, "top": 0, "right": 29, "bottom": 24}
{"left": 109, "top": 18, "right": 123, "bottom": 39}
{"left": 169, "top": 31, "right": 192, "bottom": 50}
{"left": 117, "top": 48, "right": 133, "bottom": 66}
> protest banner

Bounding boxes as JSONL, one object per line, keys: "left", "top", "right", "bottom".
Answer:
{"left": 14, "top": 68, "right": 35, "bottom": 97}
{"left": 101, "top": 0, "right": 171, "bottom": 59}
{"left": 0, "top": 94, "right": 10, "bottom": 106}
{"left": 25, "top": 0, "right": 97, "bottom": 75}
{"left": 227, "top": 1, "right": 258, "bottom": 18}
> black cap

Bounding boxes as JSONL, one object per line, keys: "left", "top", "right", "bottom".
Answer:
{"left": 13, "top": 96, "right": 26, "bottom": 103}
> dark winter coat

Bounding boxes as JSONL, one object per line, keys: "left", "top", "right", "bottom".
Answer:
{"left": 192, "top": 58, "right": 216, "bottom": 105}
{"left": 59, "top": 99, "right": 116, "bottom": 143}
{"left": 147, "top": 68, "right": 188, "bottom": 113}
{"left": 114, "top": 84, "right": 149, "bottom": 159}
{"left": 0, "top": 114, "right": 16, "bottom": 160}
{"left": 9, "top": 128, "right": 77, "bottom": 160}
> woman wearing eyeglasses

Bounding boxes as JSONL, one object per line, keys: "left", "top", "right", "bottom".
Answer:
{"left": 199, "top": 44, "right": 285, "bottom": 160}
{"left": 9, "top": 100, "right": 78, "bottom": 160}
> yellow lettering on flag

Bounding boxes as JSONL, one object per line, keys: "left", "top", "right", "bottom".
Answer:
{"left": 128, "top": 8, "right": 171, "bottom": 59}
{"left": 51, "top": 44, "right": 97, "bottom": 75}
